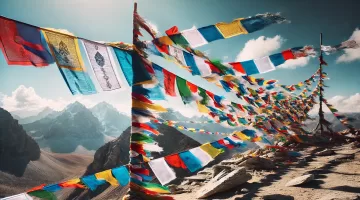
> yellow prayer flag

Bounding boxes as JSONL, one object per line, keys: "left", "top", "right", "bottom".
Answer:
{"left": 158, "top": 36, "right": 174, "bottom": 45}
{"left": 95, "top": 170, "right": 119, "bottom": 186}
{"left": 197, "top": 101, "right": 210, "bottom": 113}
{"left": 132, "top": 99, "right": 167, "bottom": 112}
{"left": 200, "top": 143, "right": 223, "bottom": 158}
{"left": 215, "top": 18, "right": 248, "bottom": 38}
{"left": 234, "top": 131, "right": 251, "bottom": 141}
{"left": 223, "top": 75, "right": 236, "bottom": 82}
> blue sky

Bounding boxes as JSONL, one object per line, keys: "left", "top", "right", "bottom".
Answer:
{"left": 1, "top": 0, "right": 360, "bottom": 117}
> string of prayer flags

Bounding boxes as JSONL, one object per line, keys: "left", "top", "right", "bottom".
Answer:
{"left": 43, "top": 30, "right": 97, "bottom": 95}
{"left": 155, "top": 13, "right": 287, "bottom": 48}
{"left": 0, "top": 16, "right": 54, "bottom": 67}
{"left": 321, "top": 39, "right": 359, "bottom": 55}
{"left": 323, "top": 98, "right": 355, "bottom": 130}
{"left": 82, "top": 40, "right": 122, "bottom": 91}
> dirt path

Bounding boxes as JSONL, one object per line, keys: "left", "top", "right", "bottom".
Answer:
{"left": 172, "top": 144, "right": 360, "bottom": 200}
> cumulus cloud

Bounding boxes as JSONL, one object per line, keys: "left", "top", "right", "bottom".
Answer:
{"left": 236, "top": 35, "right": 284, "bottom": 61}
{"left": 1, "top": 85, "right": 69, "bottom": 117}
{"left": 309, "top": 93, "right": 360, "bottom": 115}
{"left": 337, "top": 28, "right": 360, "bottom": 63}
{"left": 277, "top": 57, "right": 310, "bottom": 69}
{"left": 327, "top": 93, "right": 360, "bottom": 112}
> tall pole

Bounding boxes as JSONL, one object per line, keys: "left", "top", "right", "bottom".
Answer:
{"left": 319, "top": 33, "right": 324, "bottom": 135}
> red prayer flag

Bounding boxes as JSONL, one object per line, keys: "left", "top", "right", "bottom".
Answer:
{"left": 228, "top": 62, "right": 246, "bottom": 75}
{"left": 165, "top": 26, "right": 179, "bottom": 36}
{"left": 281, "top": 49, "right": 295, "bottom": 60}
{"left": 164, "top": 154, "right": 187, "bottom": 169}
{"left": 187, "top": 81, "right": 198, "bottom": 93}
{"left": 132, "top": 122, "right": 160, "bottom": 135}
{"left": 27, "top": 184, "right": 46, "bottom": 193}
{"left": 218, "top": 139, "right": 234, "bottom": 149}
{"left": 130, "top": 167, "right": 151, "bottom": 176}
{"left": 130, "top": 143, "right": 146, "bottom": 155}
{"left": 0, "top": 17, "right": 54, "bottom": 67}
{"left": 205, "top": 60, "right": 221, "bottom": 74}
{"left": 163, "top": 69, "right": 176, "bottom": 96}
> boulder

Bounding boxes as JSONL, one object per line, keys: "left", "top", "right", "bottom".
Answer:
{"left": 212, "top": 165, "right": 234, "bottom": 177}
{"left": 240, "top": 157, "right": 276, "bottom": 170}
{"left": 196, "top": 167, "right": 252, "bottom": 198}
{"left": 220, "top": 157, "right": 247, "bottom": 165}
{"left": 315, "top": 149, "right": 335, "bottom": 156}
{"left": 184, "top": 175, "right": 208, "bottom": 181}
{"left": 285, "top": 174, "right": 314, "bottom": 187}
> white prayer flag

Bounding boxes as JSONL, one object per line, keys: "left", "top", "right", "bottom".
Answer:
{"left": 148, "top": 157, "right": 176, "bottom": 185}
{"left": 82, "top": 40, "right": 121, "bottom": 91}
{"left": 189, "top": 147, "right": 213, "bottom": 167}
{"left": 1, "top": 193, "right": 33, "bottom": 200}
{"left": 254, "top": 56, "right": 276, "bottom": 73}
{"left": 181, "top": 27, "right": 208, "bottom": 48}
{"left": 194, "top": 56, "right": 212, "bottom": 77}
{"left": 169, "top": 46, "right": 186, "bottom": 66}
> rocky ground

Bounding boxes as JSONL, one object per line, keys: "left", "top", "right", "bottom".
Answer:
{"left": 170, "top": 142, "right": 360, "bottom": 200}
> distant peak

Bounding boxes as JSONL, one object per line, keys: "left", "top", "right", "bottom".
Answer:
{"left": 66, "top": 101, "right": 86, "bottom": 110}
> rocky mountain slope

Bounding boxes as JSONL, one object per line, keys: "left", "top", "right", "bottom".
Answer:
{"left": 63, "top": 123, "right": 234, "bottom": 200}
{"left": 0, "top": 107, "right": 40, "bottom": 177}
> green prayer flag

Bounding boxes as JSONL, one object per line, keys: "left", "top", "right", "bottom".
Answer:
{"left": 176, "top": 76, "right": 192, "bottom": 104}
{"left": 198, "top": 87, "right": 209, "bottom": 105}
{"left": 28, "top": 190, "right": 57, "bottom": 200}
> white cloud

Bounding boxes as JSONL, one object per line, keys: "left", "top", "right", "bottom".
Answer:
{"left": 327, "top": 93, "right": 360, "bottom": 113}
{"left": 1, "top": 85, "right": 69, "bottom": 117}
{"left": 236, "top": 35, "right": 284, "bottom": 61}
{"left": 277, "top": 57, "right": 310, "bottom": 69}
{"left": 309, "top": 93, "right": 360, "bottom": 115}
{"left": 337, "top": 28, "right": 360, "bottom": 63}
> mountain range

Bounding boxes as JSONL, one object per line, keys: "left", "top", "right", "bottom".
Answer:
{"left": 15, "top": 102, "right": 233, "bottom": 154}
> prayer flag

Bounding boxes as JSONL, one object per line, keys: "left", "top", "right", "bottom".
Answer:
{"left": 176, "top": 76, "right": 192, "bottom": 104}
{"left": 1, "top": 193, "right": 34, "bottom": 200}
{"left": 148, "top": 158, "right": 177, "bottom": 185}
{"left": 0, "top": 17, "right": 54, "bottom": 66}
{"left": 164, "top": 154, "right": 187, "bottom": 169}
{"left": 95, "top": 169, "right": 119, "bottom": 186}
{"left": 59, "top": 178, "right": 85, "bottom": 189}
{"left": 43, "top": 30, "right": 96, "bottom": 95}
{"left": 82, "top": 40, "right": 121, "bottom": 91}
{"left": 81, "top": 175, "right": 106, "bottom": 191}
{"left": 163, "top": 69, "right": 176, "bottom": 96}
{"left": 112, "top": 166, "right": 130, "bottom": 186}
{"left": 254, "top": 56, "right": 275, "bottom": 73}
{"left": 152, "top": 63, "right": 165, "bottom": 87}
{"left": 132, "top": 99, "right": 167, "bottom": 112}
{"left": 241, "top": 13, "right": 286, "bottom": 33}
{"left": 189, "top": 147, "right": 213, "bottom": 167}
{"left": 215, "top": 19, "right": 248, "bottom": 38}
{"left": 42, "top": 184, "right": 61, "bottom": 192}
{"left": 241, "top": 60, "right": 259, "bottom": 75}
{"left": 133, "top": 85, "right": 165, "bottom": 100}
{"left": 179, "top": 151, "right": 203, "bottom": 172}
{"left": 27, "top": 190, "right": 56, "bottom": 200}
{"left": 269, "top": 53, "right": 285, "bottom": 67}
{"left": 200, "top": 143, "right": 223, "bottom": 158}
{"left": 193, "top": 56, "right": 212, "bottom": 77}
{"left": 198, "top": 25, "right": 224, "bottom": 43}
{"left": 168, "top": 45, "right": 186, "bottom": 65}
{"left": 181, "top": 27, "right": 208, "bottom": 48}
{"left": 183, "top": 51, "right": 201, "bottom": 75}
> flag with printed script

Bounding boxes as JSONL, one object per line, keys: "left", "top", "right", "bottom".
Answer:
{"left": 43, "top": 30, "right": 96, "bottom": 95}
{"left": 0, "top": 17, "right": 54, "bottom": 66}
{"left": 82, "top": 40, "right": 122, "bottom": 91}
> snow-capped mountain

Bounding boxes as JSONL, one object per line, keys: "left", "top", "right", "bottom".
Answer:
{"left": 90, "top": 102, "right": 130, "bottom": 137}
{"left": 23, "top": 102, "right": 105, "bottom": 153}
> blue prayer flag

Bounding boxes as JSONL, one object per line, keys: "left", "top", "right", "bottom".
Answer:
{"left": 179, "top": 151, "right": 203, "bottom": 172}
{"left": 198, "top": 25, "right": 224, "bottom": 42}
{"left": 112, "top": 166, "right": 130, "bottom": 186}
{"left": 81, "top": 175, "right": 106, "bottom": 191}
{"left": 241, "top": 60, "right": 259, "bottom": 75}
